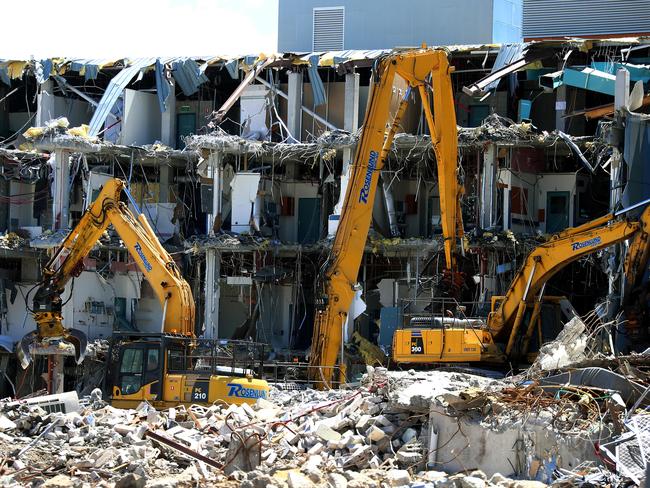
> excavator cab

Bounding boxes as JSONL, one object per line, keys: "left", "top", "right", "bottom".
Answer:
{"left": 106, "top": 334, "right": 271, "bottom": 408}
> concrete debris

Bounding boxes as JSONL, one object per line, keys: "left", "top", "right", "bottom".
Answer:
{"left": 531, "top": 316, "right": 588, "bottom": 371}
{"left": 0, "top": 364, "right": 640, "bottom": 487}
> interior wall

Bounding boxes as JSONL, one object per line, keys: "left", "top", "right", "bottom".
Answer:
{"left": 53, "top": 96, "right": 92, "bottom": 127}
{"left": 536, "top": 172, "right": 579, "bottom": 233}
{"left": 3, "top": 270, "right": 144, "bottom": 343}
{"left": 278, "top": 180, "right": 321, "bottom": 242}
{"left": 120, "top": 89, "right": 162, "bottom": 145}
{"left": 218, "top": 282, "right": 250, "bottom": 338}
{"left": 258, "top": 283, "right": 292, "bottom": 349}
{"left": 8, "top": 181, "right": 37, "bottom": 230}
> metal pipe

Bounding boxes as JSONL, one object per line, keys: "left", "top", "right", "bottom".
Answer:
{"left": 522, "top": 260, "right": 538, "bottom": 303}
{"left": 255, "top": 76, "right": 338, "bottom": 130}
{"left": 614, "top": 197, "right": 650, "bottom": 217}
{"left": 161, "top": 296, "right": 169, "bottom": 332}
{"left": 382, "top": 176, "right": 400, "bottom": 237}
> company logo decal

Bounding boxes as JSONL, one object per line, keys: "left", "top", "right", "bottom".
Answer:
{"left": 358, "top": 151, "right": 379, "bottom": 204}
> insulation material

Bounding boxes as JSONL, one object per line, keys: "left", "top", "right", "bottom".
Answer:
{"left": 230, "top": 172, "right": 261, "bottom": 234}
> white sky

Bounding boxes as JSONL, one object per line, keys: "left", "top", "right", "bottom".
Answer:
{"left": 1, "top": 0, "right": 279, "bottom": 58}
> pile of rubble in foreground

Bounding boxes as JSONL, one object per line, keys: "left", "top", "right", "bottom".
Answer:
{"left": 0, "top": 361, "right": 644, "bottom": 488}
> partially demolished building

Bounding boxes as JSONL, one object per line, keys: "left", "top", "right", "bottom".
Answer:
{"left": 0, "top": 38, "right": 649, "bottom": 396}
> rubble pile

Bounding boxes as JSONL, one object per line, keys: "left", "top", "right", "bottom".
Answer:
{"left": 0, "top": 359, "right": 647, "bottom": 487}
{"left": 0, "top": 369, "right": 583, "bottom": 488}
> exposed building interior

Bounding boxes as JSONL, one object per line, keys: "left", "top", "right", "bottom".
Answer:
{"left": 0, "top": 40, "right": 648, "bottom": 399}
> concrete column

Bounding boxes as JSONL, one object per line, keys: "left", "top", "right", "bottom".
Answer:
{"left": 159, "top": 165, "right": 171, "bottom": 203}
{"left": 36, "top": 80, "right": 55, "bottom": 127}
{"left": 555, "top": 85, "right": 567, "bottom": 132}
{"left": 340, "top": 71, "right": 360, "bottom": 203}
{"left": 203, "top": 248, "right": 220, "bottom": 339}
{"left": 615, "top": 69, "right": 630, "bottom": 111}
{"left": 480, "top": 144, "right": 496, "bottom": 229}
{"left": 287, "top": 72, "right": 303, "bottom": 141}
{"left": 329, "top": 72, "right": 360, "bottom": 237}
{"left": 344, "top": 72, "right": 360, "bottom": 133}
{"left": 206, "top": 151, "right": 223, "bottom": 235}
{"left": 0, "top": 178, "right": 8, "bottom": 232}
{"left": 609, "top": 69, "right": 630, "bottom": 317}
{"left": 161, "top": 81, "right": 176, "bottom": 148}
{"left": 502, "top": 187, "right": 510, "bottom": 231}
{"left": 52, "top": 149, "right": 71, "bottom": 230}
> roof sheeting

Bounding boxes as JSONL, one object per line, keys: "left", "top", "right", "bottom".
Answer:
{"left": 484, "top": 43, "right": 527, "bottom": 91}
{"left": 172, "top": 58, "right": 209, "bottom": 96}
{"left": 88, "top": 57, "right": 157, "bottom": 137}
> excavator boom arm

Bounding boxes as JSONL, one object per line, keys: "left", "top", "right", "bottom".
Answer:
{"left": 20, "top": 178, "right": 195, "bottom": 369}
{"left": 308, "top": 49, "right": 460, "bottom": 387}
{"left": 488, "top": 205, "right": 650, "bottom": 344}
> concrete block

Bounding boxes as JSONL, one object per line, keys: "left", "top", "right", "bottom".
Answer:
{"left": 0, "top": 415, "right": 16, "bottom": 430}
{"left": 316, "top": 423, "right": 341, "bottom": 442}
{"left": 366, "top": 425, "right": 386, "bottom": 442}
{"left": 308, "top": 442, "right": 324, "bottom": 455}
{"left": 459, "top": 477, "right": 486, "bottom": 488}
{"left": 287, "top": 471, "right": 314, "bottom": 488}
{"left": 355, "top": 415, "right": 372, "bottom": 430}
{"left": 401, "top": 427, "right": 418, "bottom": 443}
{"left": 386, "top": 469, "right": 411, "bottom": 487}
{"left": 115, "top": 473, "right": 146, "bottom": 488}
{"left": 328, "top": 472, "right": 348, "bottom": 488}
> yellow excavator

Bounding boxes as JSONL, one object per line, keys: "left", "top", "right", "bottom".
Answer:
{"left": 392, "top": 199, "right": 650, "bottom": 364}
{"left": 19, "top": 178, "right": 269, "bottom": 406}
{"left": 308, "top": 48, "right": 463, "bottom": 388}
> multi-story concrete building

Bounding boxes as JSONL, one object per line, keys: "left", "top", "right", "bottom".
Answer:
{"left": 0, "top": 34, "right": 649, "bottom": 396}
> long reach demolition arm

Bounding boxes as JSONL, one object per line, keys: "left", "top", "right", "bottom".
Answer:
{"left": 309, "top": 48, "right": 462, "bottom": 388}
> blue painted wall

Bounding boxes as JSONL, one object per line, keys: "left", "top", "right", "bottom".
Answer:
{"left": 278, "top": 0, "right": 522, "bottom": 52}
{"left": 492, "top": 0, "right": 523, "bottom": 43}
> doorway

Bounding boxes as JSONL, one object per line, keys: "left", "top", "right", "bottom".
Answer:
{"left": 176, "top": 113, "right": 196, "bottom": 148}
{"left": 546, "top": 191, "right": 570, "bottom": 233}
{"left": 297, "top": 198, "right": 321, "bottom": 244}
